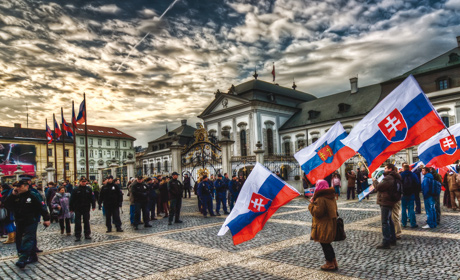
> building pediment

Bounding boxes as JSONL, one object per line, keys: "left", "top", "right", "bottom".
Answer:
{"left": 198, "top": 93, "right": 250, "bottom": 118}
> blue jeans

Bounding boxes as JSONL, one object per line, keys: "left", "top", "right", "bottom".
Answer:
{"left": 414, "top": 192, "right": 422, "bottom": 213}
{"left": 401, "top": 194, "right": 416, "bottom": 227}
{"left": 424, "top": 196, "right": 437, "bottom": 228}
{"left": 129, "top": 205, "right": 136, "bottom": 225}
{"left": 334, "top": 185, "right": 340, "bottom": 196}
{"left": 216, "top": 192, "right": 228, "bottom": 213}
{"left": 380, "top": 205, "right": 396, "bottom": 245}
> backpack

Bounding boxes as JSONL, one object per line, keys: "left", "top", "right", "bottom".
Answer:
{"left": 391, "top": 177, "right": 403, "bottom": 202}
{"left": 402, "top": 174, "right": 415, "bottom": 196}
{"left": 430, "top": 180, "right": 442, "bottom": 196}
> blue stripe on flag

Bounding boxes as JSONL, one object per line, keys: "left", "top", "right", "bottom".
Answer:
{"left": 226, "top": 174, "right": 285, "bottom": 236}
{"left": 358, "top": 93, "right": 433, "bottom": 165}
{"left": 300, "top": 132, "right": 348, "bottom": 174}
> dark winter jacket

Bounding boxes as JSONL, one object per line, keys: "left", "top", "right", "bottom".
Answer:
{"left": 70, "top": 185, "right": 96, "bottom": 212}
{"left": 4, "top": 190, "right": 50, "bottom": 223}
{"left": 131, "top": 181, "right": 149, "bottom": 204}
{"left": 373, "top": 171, "right": 401, "bottom": 207}
{"left": 168, "top": 179, "right": 183, "bottom": 200}
{"left": 99, "top": 182, "right": 123, "bottom": 208}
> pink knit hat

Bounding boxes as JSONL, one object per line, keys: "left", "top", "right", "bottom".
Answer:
{"left": 314, "top": 179, "right": 330, "bottom": 192}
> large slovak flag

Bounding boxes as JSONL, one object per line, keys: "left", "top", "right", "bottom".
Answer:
{"left": 217, "top": 163, "right": 300, "bottom": 245}
{"left": 341, "top": 75, "right": 445, "bottom": 174}
{"left": 294, "top": 121, "right": 356, "bottom": 184}
{"left": 418, "top": 123, "right": 460, "bottom": 169}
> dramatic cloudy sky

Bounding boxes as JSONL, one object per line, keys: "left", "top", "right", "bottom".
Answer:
{"left": 1, "top": 0, "right": 460, "bottom": 146}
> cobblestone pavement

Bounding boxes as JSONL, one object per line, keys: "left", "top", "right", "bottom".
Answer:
{"left": 1, "top": 192, "right": 460, "bottom": 280}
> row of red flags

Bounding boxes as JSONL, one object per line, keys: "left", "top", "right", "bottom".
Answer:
{"left": 46, "top": 99, "right": 86, "bottom": 144}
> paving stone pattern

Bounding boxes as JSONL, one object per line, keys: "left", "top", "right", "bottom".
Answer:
{"left": 0, "top": 194, "right": 459, "bottom": 280}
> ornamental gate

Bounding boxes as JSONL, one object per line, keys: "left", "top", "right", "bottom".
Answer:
{"left": 181, "top": 125, "right": 222, "bottom": 184}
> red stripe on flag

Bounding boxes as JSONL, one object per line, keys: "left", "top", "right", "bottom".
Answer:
{"left": 232, "top": 185, "right": 299, "bottom": 245}
{"left": 367, "top": 110, "right": 445, "bottom": 174}
{"left": 306, "top": 146, "right": 356, "bottom": 184}
{"left": 426, "top": 151, "right": 460, "bottom": 169}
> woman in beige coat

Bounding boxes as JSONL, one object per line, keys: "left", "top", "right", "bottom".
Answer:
{"left": 308, "top": 179, "right": 338, "bottom": 271}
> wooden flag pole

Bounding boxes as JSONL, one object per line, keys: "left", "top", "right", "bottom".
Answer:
{"left": 53, "top": 113, "right": 58, "bottom": 182}
{"left": 84, "top": 93, "right": 89, "bottom": 179}
{"left": 46, "top": 118, "right": 49, "bottom": 167}
{"left": 61, "top": 107, "right": 66, "bottom": 182}
{"left": 357, "top": 153, "right": 370, "bottom": 174}
{"left": 72, "top": 101, "right": 77, "bottom": 183}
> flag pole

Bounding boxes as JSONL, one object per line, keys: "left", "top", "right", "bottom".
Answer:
{"left": 61, "top": 107, "right": 67, "bottom": 182}
{"left": 46, "top": 118, "right": 49, "bottom": 167}
{"left": 84, "top": 93, "right": 89, "bottom": 179}
{"left": 357, "top": 153, "right": 370, "bottom": 174}
{"left": 72, "top": 101, "right": 77, "bottom": 183}
{"left": 53, "top": 113, "right": 58, "bottom": 182}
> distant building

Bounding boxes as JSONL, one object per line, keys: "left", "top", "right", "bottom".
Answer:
{"left": 199, "top": 36, "right": 460, "bottom": 178}
{"left": 140, "top": 120, "right": 196, "bottom": 176}
{"left": 75, "top": 125, "right": 136, "bottom": 180}
{"left": 0, "top": 123, "right": 74, "bottom": 182}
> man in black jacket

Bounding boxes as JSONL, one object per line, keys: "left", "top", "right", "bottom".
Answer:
{"left": 183, "top": 174, "right": 191, "bottom": 198}
{"left": 70, "top": 177, "right": 96, "bottom": 241}
{"left": 99, "top": 175, "right": 123, "bottom": 233}
{"left": 168, "top": 172, "right": 184, "bottom": 225}
{"left": 4, "top": 180, "right": 50, "bottom": 268}
{"left": 131, "top": 176, "right": 151, "bottom": 230}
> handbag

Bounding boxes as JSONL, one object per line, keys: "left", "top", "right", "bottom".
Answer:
{"left": 334, "top": 212, "right": 346, "bottom": 241}
{"left": 0, "top": 208, "right": 7, "bottom": 221}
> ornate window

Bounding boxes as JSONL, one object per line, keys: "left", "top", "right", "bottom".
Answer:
{"left": 284, "top": 141, "right": 291, "bottom": 155}
{"left": 240, "top": 130, "right": 247, "bottom": 156}
{"left": 267, "top": 128, "right": 274, "bottom": 155}
{"left": 157, "top": 161, "right": 161, "bottom": 173}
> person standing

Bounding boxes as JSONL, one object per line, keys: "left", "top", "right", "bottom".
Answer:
{"left": 430, "top": 168, "right": 443, "bottom": 225}
{"left": 308, "top": 180, "right": 338, "bottom": 271}
{"left": 4, "top": 180, "right": 50, "bottom": 268}
{"left": 168, "top": 172, "right": 184, "bottom": 225}
{"left": 197, "top": 175, "right": 215, "bottom": 218}
{"left": 214, "top": 174, "right": 229, "bottom": 215}
{"left": 447, "top": 171, "right": 460, "bottom": 210}
{"left": 99, "top": 175, "right": 123, "bottom": 233}
{"left": 183, "top": 174, "right": 191, "bottom": 199}
{"left": 400, "top": 164, "right": 419, "bottom": 228}
{"left": 372, "top": 164, "right": 400, "bottom": 249}
{"left": 51, "top": 186, "right": 72, "bottom": 235}
{"left": 159, "top": 177, "right": 170, "bottom": 218}
{"left": 346, "top": 170, "right": 356, "bottom": 200}
{"left": 228, "top": 175, "right": 240, "bottom": 211}
{"left": 69, "top": 177, "right": 96, "bottom": 241}
{"left": 92, "top": 180, "right": 100, "bottom": 203}
{"left": 131, "top": 176, "right": 151, "bottom": 230}
{"left": 45, "top": 182, "right": 58, "bottom": 223}
{"left": 413, "top": 166, "right": 423, "bottom": 214}
{"left": 356, "top": 168, "right": 364, "bottom": 195}
{"left": 331, "top": 173, "right": 341, "bottom": 200}
{"left": 421, "top": 167, "right": 437, "bottom": 228}
{"left": 147, "top": 177, "right": 158, "bottom": 221}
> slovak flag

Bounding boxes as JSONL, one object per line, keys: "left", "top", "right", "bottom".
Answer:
{"left": 217, "top": 163, "right": 300, "bottom": 245}
{"left": 62, "top": 115, "right": 74, "bottom": 139}
{"left": 341, "top": 75, "right": 445, "bottom": 174}
{"left": 46, "top": 123, "right": 53, "bottom": 144}
{"left": 418, "top": 123, "right": 460, "bottom": 169}
{"left": 54, "top": 117, "right": 62, "bottom": 140}
{"left": 294, "top": 121, "right": 356, "bottom": 184}
{"left": 76, "top": 99, "right": 86, "bottom": 124}
{"left": 409, "top": 160, "right": 423, "bottom": 171}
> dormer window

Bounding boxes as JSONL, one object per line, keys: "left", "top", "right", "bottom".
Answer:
{"left": 449, "top": 53, "right": 459, "bottom": 63}
{"left": 338, "top": 103, "right": 351, "bottom": 113}
{"left": 436, "top": 77, "right": 451, "bottom": 90}
{"left": 308, "top": 110, "right": 320, "bottom": 120}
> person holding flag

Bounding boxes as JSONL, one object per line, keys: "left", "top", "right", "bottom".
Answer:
{"left": 308, "top": 179, "right": 338, "bottom": 271}
{"left": 218, "top": 163, "right": 299, "bottom": 245}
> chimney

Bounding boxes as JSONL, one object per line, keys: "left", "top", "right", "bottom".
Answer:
{"left": 181, "top": 119, "right": 187, "bottom": 126}
{"left": 14, "top": 123, "right": 21, "bottom": 128}
{"left": 350, "top": 77, "right": 358, "bottom": 94}
{"left": 457, "top": 36, "right": 460, "bottom": 47}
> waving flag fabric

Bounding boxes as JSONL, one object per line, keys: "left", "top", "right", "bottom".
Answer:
{"left": 409, "top": 160, "right": 423, "bottom": 171}
{"left": 76, "top": 99, "right": 86, "bottom": 124}
{"left": 217, "top": 163, "right": 300, "bottom": 245}
{"left": 418, "top": 123, "right": 460, "bottom": 169}
{"left": 341, "top": 75, "right": 445, "bottom": 174}
{"left": 294, "top": 121, "right": 356, "bottom": 184}
{"left": 54, "top": 116, "right": 62, "bottom": 140}
{"left": 46, "top": 123, "right": 53, "bottom": 144}
{"left": 72, "top": 103, "right": 78, "bottom": 128}
{"left": 62, "top": 115, "right": 74, "bottom": 139}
